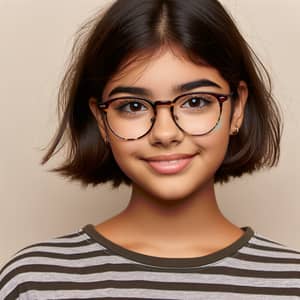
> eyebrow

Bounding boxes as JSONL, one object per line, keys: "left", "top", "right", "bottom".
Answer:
{"left": 108, "top": 79, "right": 222, "bottom": 98}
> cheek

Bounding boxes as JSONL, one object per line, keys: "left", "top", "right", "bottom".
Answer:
{"left": 108, "top": 138, "right": 142, "bottom": 174}
{"left": 109, "top": 143, "right": 133, "bottom": 177}
{"left": 109, "top": 140, "right": 130, "bottom": 162}
{"left": 194, "top": 113, "right": 231, "bottom": 163}
{"left": 109, "top": 133, "right": 140, "bottom": 155}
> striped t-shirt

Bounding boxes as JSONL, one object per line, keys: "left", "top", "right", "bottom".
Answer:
{"left": 1, "top": 225, "right": 300, "bottom": 299}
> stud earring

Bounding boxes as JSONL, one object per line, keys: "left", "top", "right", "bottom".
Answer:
{"left": 231, "top": 126, "right": 239, "bottom": 136}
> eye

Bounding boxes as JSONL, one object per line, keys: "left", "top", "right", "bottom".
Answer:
{"left": 181, "top": 95, "right": 212, "bottom": 109}
{"left": 115, "top": 100, "right": 148, "bottom": 113}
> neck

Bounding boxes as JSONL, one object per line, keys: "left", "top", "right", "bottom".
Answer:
{"left": 110, "top": 180, "right": 241, "bottom": 248}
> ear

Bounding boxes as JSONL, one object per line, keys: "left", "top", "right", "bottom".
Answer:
{"left": 88, "top": 97, "right": 108, "bottom": 141}
{"left": 230, "top": 81, "right": 248, "bottom": 135}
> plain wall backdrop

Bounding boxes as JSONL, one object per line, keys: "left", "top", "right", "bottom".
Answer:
{"left": 0, "top": 0, "right": 299, "bottom": 266}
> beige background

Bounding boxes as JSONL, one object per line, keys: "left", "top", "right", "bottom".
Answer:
{"left": 0, "top": 0, "right": 299, "bottom": 266}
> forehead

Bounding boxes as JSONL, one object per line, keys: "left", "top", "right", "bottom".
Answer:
{"left": 102, "top": 46, "right": 229, "bottom": 99}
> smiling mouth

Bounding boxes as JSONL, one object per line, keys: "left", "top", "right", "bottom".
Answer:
{"left": 143, "top": 154, "right": 196, "bottom": 175}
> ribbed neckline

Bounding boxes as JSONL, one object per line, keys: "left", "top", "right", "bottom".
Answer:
{"left": 83, "top": 224, "right": 254, "bottom": 268}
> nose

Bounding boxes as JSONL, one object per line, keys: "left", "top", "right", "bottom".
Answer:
{"left": 148, "top": 104, "right": 184, "bottom": 147}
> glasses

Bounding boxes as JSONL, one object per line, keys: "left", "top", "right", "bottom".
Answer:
{"left": 98, "top": 92, "right": 232, "bottom": 140}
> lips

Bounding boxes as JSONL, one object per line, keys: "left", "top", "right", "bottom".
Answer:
{"left": 143, "top": 153, "right": 196, "bottom": 175}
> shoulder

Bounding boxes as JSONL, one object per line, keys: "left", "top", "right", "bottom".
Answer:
{"left": 247, "top": 231, "right": 300, "bottom": 256}
{"left": 221, "top": 230, "right": 300, "bottom": 296}
{"left": 237, "top": 230, "right": 300, "bottom": 271}
{"left": 0, "top": 227, "right": 102, "bottom": 299}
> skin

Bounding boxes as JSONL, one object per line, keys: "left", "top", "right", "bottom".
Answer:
{"left": 89, "top": 46, "right": 248, "bottom": 258}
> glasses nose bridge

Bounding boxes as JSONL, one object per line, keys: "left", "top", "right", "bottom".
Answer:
{"left": 152, "top": 99, "right": 175, "bottom": 113}
{"left": 150, "top": 99, "right": 180, "bottom": 132}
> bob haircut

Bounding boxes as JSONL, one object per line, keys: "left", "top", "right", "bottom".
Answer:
{"left": 42, "top": 0, "right": 282, "bottom": 187}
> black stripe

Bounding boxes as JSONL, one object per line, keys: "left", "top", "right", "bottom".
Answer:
{"left": 236, "top": 252, "right": 300, "bottom": 264}
{"left": 7, "top": 280, "right": 300, "bottom": 298}
{"left": 15, "top": 231, "right": 87, "bottom": 254}
{"left": 56, "top": 231, "right": 85, "bottom": 239}
{"left": 57, "top": 299, "right": 173, "bottom": 300}
{"left": 202, "top": 266, "right": 300, "bottom": 279}
{"left": 57, "top": 298, "right": 173, "bottom": 300}
{"left": 18, "top": 239, "right": 96, "bottom": 250}
{"left": 254, "top": 235, "right": 284, "bottom": 246}
{"left": 18, "top": 250, "right": 108, "bottom": 260}
{"left": 247, "top": 243, "right": 300, "bottom": 255}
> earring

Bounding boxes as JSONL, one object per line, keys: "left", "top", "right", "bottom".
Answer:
{"left": 103, "top": 135, "right": 110, "bottom": 146}
{"left": 231, "top": 126, "right": 239, "bottom": 136}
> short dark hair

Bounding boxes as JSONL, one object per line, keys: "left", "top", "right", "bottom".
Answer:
{"left": 41, "top": 0, "right": 282, "bottom": 187}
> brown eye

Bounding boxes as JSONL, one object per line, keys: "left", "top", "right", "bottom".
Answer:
{"left": 116, "top": 100, "right": 148, "bottom": 113}
{"left": 181, "top": 96, "right": 211, "bottom": 109}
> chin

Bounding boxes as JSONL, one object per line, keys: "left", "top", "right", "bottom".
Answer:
{"left": 155, "top": 190, "right": 190, "bottom": 203}
{"left": 145, "top": 180, "right": 211, "bottom": 205}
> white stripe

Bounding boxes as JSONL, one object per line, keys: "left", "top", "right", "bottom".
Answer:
{"left": 250, "top": 237, "right": 290, "bottom": 250}
{"left": 252, "top": 237, "right": 300, "bottom": 254}
{"left": 16, "top": 243, "right": 103, "bottom": 256}
{"left": 240, "top": 246, "right": 300, "bottom": 259}
{"left": 14, "top": 287, "right": 295, "bottom": 300}
{"left": 4, "top": 271, "right": 300, "bottom": 288}
{"left": 220, "top": 257, "right": 300, "bottom": 272}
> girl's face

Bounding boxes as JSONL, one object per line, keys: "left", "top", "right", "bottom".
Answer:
{"left": 90, "top": 47, "right": 247, "bottom": 202}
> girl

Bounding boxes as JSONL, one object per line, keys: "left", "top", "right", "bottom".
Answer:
{"left": 1, "top": 0, "right": 299, "bottom": 299}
